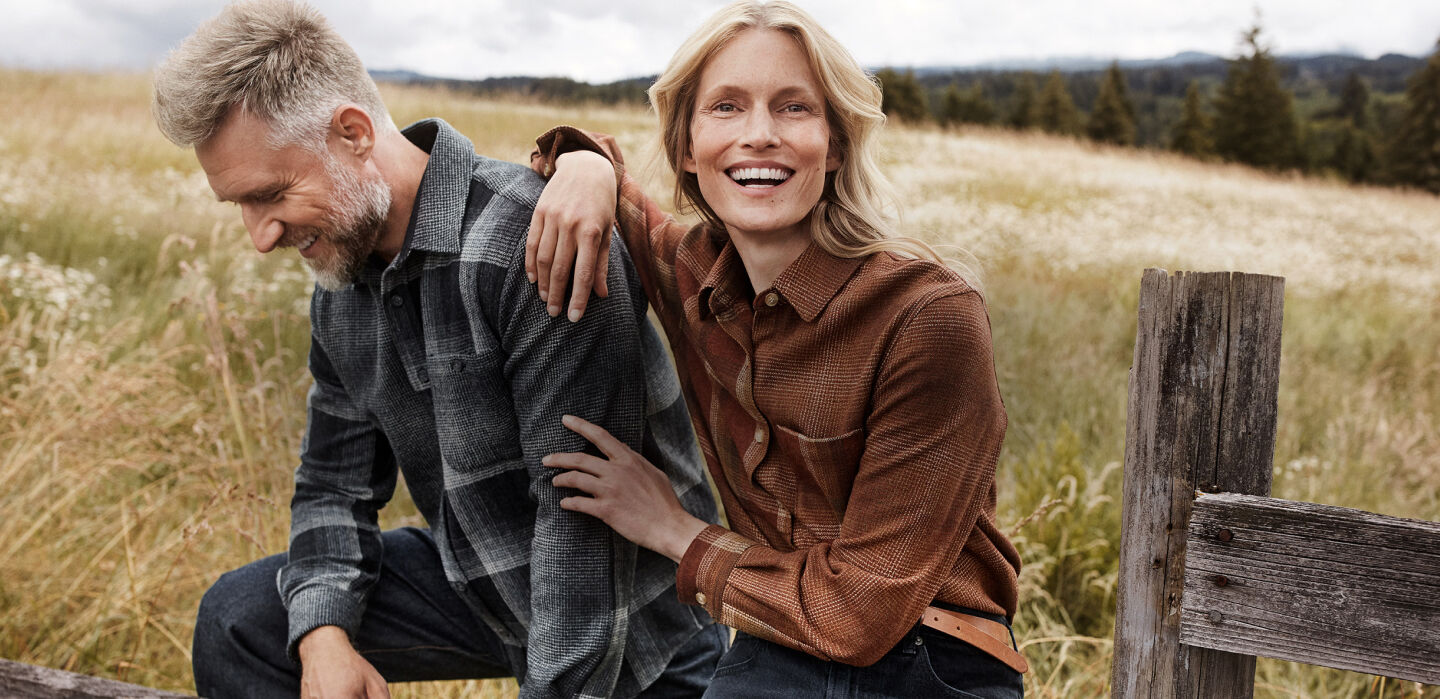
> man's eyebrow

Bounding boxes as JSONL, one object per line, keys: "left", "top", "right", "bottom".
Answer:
{"left": 215, "top": 185, "right": 282, "bottom": 204}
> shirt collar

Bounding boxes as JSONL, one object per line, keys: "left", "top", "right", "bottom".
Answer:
{"left": 697, "top": 230, "right": 748, "bottom": 320}
{"left": 399, "top": 118, "right": 476, "bottom": 256}
{"left": 697, "top": 227, "right": 864, "bottom": 323}
{"left": 770, "top": 241, "right": 864, "bottom": 323}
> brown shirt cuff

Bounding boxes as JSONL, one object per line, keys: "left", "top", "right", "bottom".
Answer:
{"left": 676, "top": 524, "right": 754, "bottom": 618}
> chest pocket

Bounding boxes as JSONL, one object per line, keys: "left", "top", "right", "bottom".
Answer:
{"left": 428, "top": 350, "right": 519, "bottom": 471}
{"left": 771, "top": 425, "right": 866, "bottom": 548}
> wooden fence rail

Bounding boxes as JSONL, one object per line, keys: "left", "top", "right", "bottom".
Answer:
{"left": 1111, "top": 268, "right": 1440, "bottom": 698}
{"left": 0, "top": 658, "right": 188, "bottom": 698}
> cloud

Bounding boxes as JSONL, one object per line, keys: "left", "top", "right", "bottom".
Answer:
{"left": 0, "top": 0, "right": 1435, "bottom": 80}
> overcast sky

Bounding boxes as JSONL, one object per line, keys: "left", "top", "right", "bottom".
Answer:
{"left": 2, "top": 0, "right": 1437, "bottom": 83}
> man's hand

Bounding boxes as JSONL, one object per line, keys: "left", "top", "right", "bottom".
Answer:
{"left": 526, "top": 149, "right": 617, "bottom": 322}
{"left": 298, "top": 625, "right": 391, "bottom": 699}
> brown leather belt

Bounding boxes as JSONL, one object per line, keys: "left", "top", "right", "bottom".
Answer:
{"left": 920, "top": 606, "right": 1029, "bottom": 674}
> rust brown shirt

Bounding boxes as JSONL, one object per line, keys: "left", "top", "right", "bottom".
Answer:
{"left": 535, "top": 127, "right": 1020, "bottom": 666}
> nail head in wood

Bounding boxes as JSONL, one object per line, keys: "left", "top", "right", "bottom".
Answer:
{"left": 1217, "top": 528, "right": 1234, "bottom": 542}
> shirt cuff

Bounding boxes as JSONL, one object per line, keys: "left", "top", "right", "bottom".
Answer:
{"left": 676, "top": 525, "right": 754, "bottom": 619}
{"left": 532, "top": 125, "right": 621, "bottom": 173}
{"left": 284, "top": 586, "right": 367, "bottom": 664}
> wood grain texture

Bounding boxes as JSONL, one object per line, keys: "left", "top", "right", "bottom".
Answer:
{"left": 1111, "top": 269, "right": 1284, "bottom": 699}
{"left": 1181, "top": 493, "right": 1440, "bottom": 684}
{"left": 0, "top": 659, "right": 189, "bottom": 698}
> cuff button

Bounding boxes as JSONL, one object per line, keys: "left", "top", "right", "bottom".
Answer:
{"left": 695, "top": 592, "right": 707, "bottom": 605}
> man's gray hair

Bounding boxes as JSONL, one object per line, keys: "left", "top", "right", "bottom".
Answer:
{"left": 152, "top": 0, "right": 393, "bottom": 149}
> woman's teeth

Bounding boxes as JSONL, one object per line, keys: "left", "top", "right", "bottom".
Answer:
{"left": 728, "top": 167, "right": 791, "bottom": 187}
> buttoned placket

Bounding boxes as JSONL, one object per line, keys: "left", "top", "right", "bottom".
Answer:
{"left": 380, "top": 258, "right": 430, "bottom": 391}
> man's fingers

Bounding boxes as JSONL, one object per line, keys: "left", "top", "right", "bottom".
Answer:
{"left": 567, "top": 228, "right": 600, "bottom": 322}
{"left": 547, "top": 227, "right": 577, "bottom": 318}
{"left": 560, "top": 415, "right": 628, "bottom": 459}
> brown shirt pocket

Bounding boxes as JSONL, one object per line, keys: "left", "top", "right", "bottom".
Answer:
{"left": 771, "top": 425, "right": 866, "bottom": 548}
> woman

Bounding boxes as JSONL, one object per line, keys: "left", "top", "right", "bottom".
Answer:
{"left": 528, "top": 3, "right": 1024, "bottom": 696}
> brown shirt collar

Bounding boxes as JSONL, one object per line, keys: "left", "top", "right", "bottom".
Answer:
{"left": 698, "top": 229, "right": 865, "bottom": 323}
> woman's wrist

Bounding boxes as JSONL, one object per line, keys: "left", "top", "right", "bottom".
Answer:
{"left": 659, "top": 514, "right": 710, "bottom": 564}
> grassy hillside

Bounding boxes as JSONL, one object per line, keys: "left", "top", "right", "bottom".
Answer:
{"left": 1, "top": 69, "right": 1436, "bottom": 697}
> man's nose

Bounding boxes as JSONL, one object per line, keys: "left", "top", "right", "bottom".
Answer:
{"left": 240, "top": 205, "right": 284, "bottom": 253}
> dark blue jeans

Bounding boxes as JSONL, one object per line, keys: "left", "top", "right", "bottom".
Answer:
{"left": 192, "top": 527, "right": 727, "bottom": 698}
{"left": 702, "top": 606, "right": 1023, "bottom": 699}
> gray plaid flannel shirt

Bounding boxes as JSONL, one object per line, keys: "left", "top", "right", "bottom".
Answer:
{"left": 280, "top": 119, "right": 719, "bottom": 698}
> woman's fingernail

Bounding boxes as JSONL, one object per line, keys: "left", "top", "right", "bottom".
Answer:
{"left": 568, "top": 309, "right": 581, "bottom": 322}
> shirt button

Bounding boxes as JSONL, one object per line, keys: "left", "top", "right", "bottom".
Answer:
{"left": 753, "top": 426, "right": 765, "bottom": 443}
{"left": 416, "top": 368, "right": 429, "bottom": 383}
{"left": 695, "top": 592, "right": 707, "bottom": 605}
{"left": 390, "top": 294, "right": 404, "bottom": 307}
{"left": 764, "top": 292, "right": 779, "bottom": 307}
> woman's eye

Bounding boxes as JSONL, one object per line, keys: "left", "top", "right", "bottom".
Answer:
{"left": 783, "top": 103, "right": 810, "bottom": 113}
{"left": 714, "top": 103, "right": 737, "bottom": 113}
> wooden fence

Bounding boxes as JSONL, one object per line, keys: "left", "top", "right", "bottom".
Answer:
{"left": 1111, "top": 269, "right": 1440, "bottom": 698}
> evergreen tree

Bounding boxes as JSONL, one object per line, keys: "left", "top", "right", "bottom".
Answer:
{"left": 1007, "top": 73, "right": 1040, "bottom": 130}
{"left": 1336, "top": 72, "right": 1371, "bottom": 129}
{"left": 1037, "top": 70, "right": 1081, "bottom": 135}
{"left": 1389, "top": 38, "right": 1440, "bottom": 193}
{"left": 876, "top": 68, "right": 930, "bottom": 124}
{"left": 1087, "top": 62, "right": 1137, "bottom": 145}
{"left": 940, "top": 83, "right": 996, "bottom": 126}
{"left": 1171, "top": 82, "right": 1214, "bottom": 157}
{"left": 1329, "top": 124, "right": 1378, "bottom": 182}
{"left": 1211, "top": 23, "right": 1301, "bottom": 169}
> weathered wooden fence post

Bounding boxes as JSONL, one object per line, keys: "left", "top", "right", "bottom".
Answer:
{"left": 1111, "top": 269, "right": 1285, "bottom": 699}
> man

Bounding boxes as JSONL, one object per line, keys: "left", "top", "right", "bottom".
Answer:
{"left": 151, "top": 2, "right": 724, "bottom": 697}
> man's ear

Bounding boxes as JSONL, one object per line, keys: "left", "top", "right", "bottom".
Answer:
{"left": 330, "top": 104, "right": 375, "bottom": 160}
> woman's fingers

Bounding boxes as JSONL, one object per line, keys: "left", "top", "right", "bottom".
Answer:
{"left": 535, "top": 214, "right": 559, "bottom": 304}
{"left": 566, "top": 225, "right": 601, "bottom": 322}
{"left": 551, "top": 467, "right": 605, "bottom": 495}
{"left": 525, "top": 208, "right": 544, "bottom": 283}
{"left": 542, "top": 450, "right": 610, "bottom": 476}
{"left": 548, "top": 220, "right": 578, "bottom": 318}
{"left": 561, "top": 414, "right": 629, "bottom": 459}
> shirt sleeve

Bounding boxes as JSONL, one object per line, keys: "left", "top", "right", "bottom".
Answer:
{"left": 677, "top": 291, "right": 1009, "bottom": 666}
{"left": 492, "top": 216, "right": 655, "bottom": 699}
{"left": 278, "top": 329, "right": 398, "bottom": 663}
{"left": 531, "top": 126, "right": 691, "bottom": 338}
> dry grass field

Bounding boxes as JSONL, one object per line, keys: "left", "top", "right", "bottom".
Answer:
{"left": 1, "top": 69, "right": 1437, "bottom": 697}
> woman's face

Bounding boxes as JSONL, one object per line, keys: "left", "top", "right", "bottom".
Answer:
{"left": 685, "top": 28, "right": 840, "bottom": 244}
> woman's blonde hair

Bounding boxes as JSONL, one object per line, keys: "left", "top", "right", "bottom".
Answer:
{"left": 647, "top": 0, "right": 951, "bottom": 269}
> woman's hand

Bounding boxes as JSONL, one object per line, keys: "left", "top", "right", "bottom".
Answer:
{"left": 544, "top": 415, "right": 709, "bottom": 563}
{"left": 526, "top": 150, "right": 616, "bottom": 322}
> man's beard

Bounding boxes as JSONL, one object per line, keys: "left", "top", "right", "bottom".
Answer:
{"left": 297, "top": 154, "right": 392, "bottom": 291}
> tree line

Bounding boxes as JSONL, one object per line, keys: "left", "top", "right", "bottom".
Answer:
{"left": 876, "top": 26, "right": 1440, "bottom": 193}
{"left": 374, "top": 25, "right": 1439, "bottom": 194}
